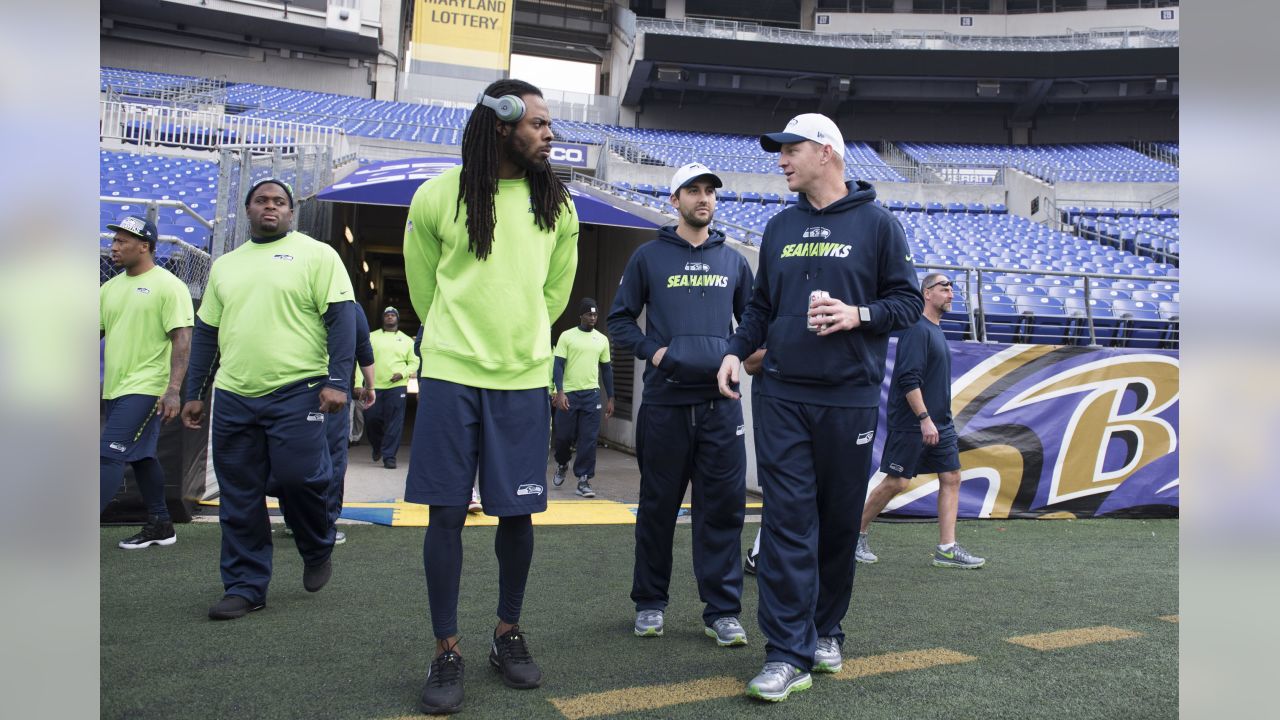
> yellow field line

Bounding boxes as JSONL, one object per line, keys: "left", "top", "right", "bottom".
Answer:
{"left": 836, "top": 647, "right": 977, "bottom": 680}
{"left": 1157, "top": 615, "right": 1179, "bottom": 623}
{"left": 549, "top": 676, "right": 742, "bottom": 720}
{"left": 1006, "top": 626, "right": 1143, "bottom": 651}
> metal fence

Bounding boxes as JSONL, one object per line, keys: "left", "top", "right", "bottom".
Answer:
{"left": 100, "top": 100, "right": 350, "bottom": 156}
{"left": 101, "top": 145, "right": 336, "bottom": 298}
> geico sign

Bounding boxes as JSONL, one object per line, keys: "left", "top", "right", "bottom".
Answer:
{"left": 548, "top": 144, "right": 589, "bottom": 167}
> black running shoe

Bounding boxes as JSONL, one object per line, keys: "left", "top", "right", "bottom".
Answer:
{"left": 383, "top": 457, "right": 397, "bottom": 469}
{"left": 490, "top": 626, "right": 542, "bottom": 689}
{"left": 118, "top": 517, "right": 177, "bottom": 550}
{"left": 419, "top": 651, "right": 465, "bottom": 714}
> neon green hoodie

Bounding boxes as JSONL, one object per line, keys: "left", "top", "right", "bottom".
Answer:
{"left": 404, "top": 165, "right": 579, "bottom": 390}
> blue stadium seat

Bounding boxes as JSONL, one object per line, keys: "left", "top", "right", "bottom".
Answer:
{"left": 1018, "top": 296, "right": 1074, "bottom": 345}
{"left": 980, "top": 295, "right": 1024, "bottom": 344}
{"left": 1112, "top": 299, "right": 1168, "bottom": 349}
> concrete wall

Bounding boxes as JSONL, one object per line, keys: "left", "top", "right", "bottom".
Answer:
{"left": 1005, "top": 168, "right": 1055, "bottom": 222}
{"left": 102, "top": 37, "right": 374, "bottom": 97}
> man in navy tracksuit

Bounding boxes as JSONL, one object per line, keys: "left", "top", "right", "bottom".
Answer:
{"left": 717, "top": 114, "right": 922, "bottom": 701}
{"left": 608, "top": 162, "right": 755, "bottom": 647}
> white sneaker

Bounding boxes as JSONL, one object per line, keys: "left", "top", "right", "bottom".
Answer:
{"left": 468, "top": 487, "right": 483, "bottom": 514}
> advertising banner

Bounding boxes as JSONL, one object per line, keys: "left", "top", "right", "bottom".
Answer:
{"left": 873, "top": 342, "right": 1179, "bottom": 519}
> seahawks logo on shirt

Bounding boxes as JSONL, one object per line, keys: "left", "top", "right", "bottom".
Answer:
{"left": 780, "top": 242, "right": 852, "bottom": 258}
{"left": 685, "top": 262, "right": 710, "bottom": 272}
{"left": 802, "top": 227, "right": 831, "bottom": 239}
{"left": 135, "top": 287, "right": 151, "bottom": 295}
{"left": 272, "top": 254, "right": 295, "bottom": 262}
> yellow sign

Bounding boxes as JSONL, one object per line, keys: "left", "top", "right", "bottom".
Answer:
{"left": 411, "top": 0, "right": 514, "bottom": 71}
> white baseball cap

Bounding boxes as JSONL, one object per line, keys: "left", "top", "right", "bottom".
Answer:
{"left": 760, "top": 113, "right": 848, "bottom": 160}
{"left": 669, "top": 162, "right": 724, "bottom": 194}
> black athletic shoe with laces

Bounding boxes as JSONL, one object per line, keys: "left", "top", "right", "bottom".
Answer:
{"left": 489, "top": 626, "right": 542, "bottom": 689}
{"left": 419, "top": 650, "right": 464, "bottom": 715}
{"left": 118, "top": 517, "right": 177, "bottom": 550}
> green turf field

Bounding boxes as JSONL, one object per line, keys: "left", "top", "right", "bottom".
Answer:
{"left": 101, "top": 519, "right": 1177, "bottom": 719}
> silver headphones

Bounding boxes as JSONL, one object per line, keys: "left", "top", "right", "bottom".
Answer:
{"left": 477, "top": 92, "right": 525, "bottom": 123}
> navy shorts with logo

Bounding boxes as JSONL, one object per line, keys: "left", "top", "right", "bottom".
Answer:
{"left": 406, "top": 378, "right": 551, "bottom": 516}
{"left": 879, "top": 425, "right": 961, "bottom": 479}
{"left": 101, "top": 394, "right": 162, "bottom": 462}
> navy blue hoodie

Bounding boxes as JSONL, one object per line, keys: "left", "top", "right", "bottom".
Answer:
{"left": 725, "top": 180, "right": 923, "bottom": 407}
{"left": 608, "top": 225, "right": 754, "bottom": 404}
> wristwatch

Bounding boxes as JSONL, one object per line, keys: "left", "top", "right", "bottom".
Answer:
{"left": 858, "top": 305, "right": 871, "bottom": 323}
{"left": 917, "top": 411, "right": 930, "bottom": 421}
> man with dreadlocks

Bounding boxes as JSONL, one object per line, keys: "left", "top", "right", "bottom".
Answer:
{"left": 403, "top": 78, "right": 579, "bottom": 715}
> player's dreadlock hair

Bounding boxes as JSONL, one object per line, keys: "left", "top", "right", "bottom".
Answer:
{"left": 457, "top": 78, "right": 571, "bottom": 261}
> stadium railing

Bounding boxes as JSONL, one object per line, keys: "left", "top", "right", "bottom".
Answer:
{"left": 100, "top": 100, "right": 351, "bottom": 159}
{"left": 634, "top": 17, "right": 1178, "bottom": 52}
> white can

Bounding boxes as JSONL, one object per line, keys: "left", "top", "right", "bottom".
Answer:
{"left": 807, "top": 290, "right": 830, "bottom": 332}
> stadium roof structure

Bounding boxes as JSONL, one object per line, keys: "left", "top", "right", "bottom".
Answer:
{"left": 625, "top": 23, "right": 1178, "bottom": 123}
{"left": 317, "top": 158, "right": 659, "bottom": 230}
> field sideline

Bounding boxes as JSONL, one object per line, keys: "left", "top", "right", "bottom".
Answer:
{"left": 101, "top": 518, "right": 1177, "bottom": 719}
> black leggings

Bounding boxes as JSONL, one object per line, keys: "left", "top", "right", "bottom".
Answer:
{"left": 423, "top": 506, "right": 534, "bottom": 639}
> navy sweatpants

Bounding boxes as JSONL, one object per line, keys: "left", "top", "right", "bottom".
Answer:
{"left": 753, "top": 394, "right": 877, "bottom": 672}
{"left": 324, "top": 402, "right": 351, "bottom": 528}
{"left": 366, "top": 385, "right": 407, "bottom": 461}
{"left": 553, "top": 389, "right": 601, "bottom": 479}
{"left": 632, "top": 399, "right": 746, "bottom": 624}
{"left": 212, "top": 379, "right": 335, "bottom": 604}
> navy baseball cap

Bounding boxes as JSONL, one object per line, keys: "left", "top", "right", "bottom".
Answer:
{"left": 244, "top": 177, "right": 295, "bottom": 207}
{"left": 106, "top": 215, "right": 158, "bottom": 248}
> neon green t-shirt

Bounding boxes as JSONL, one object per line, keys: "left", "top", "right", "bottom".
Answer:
{"left": 554, "top": 328, "right": 611, "bottom": 393}
{"left": 197, "top": 232, "right": 354, "bottom": 397}
{"left": 404, "top": 165, "right": 579, "bottom": 390}
{"left": 369, "top": 329, "right": 415, "bottom": 389}
{"left": 100, "top": 265, "right": 194, "bottom": 399}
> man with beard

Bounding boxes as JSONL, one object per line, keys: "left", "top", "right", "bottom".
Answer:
{"left": 365, "top": 306, "right": 415, "bottom": 469}
{"left": 100, "top": 215, "right": 193, "bottom": 548}
{"left": 403, "top": 79, "right": 578, "bottom": 714}
{"left": 181, "top": 178, "right": 355, "bottom": 620}
{"left": 551, "top": 298, "right": 614, "bottom": 499}
{"left": 607, "top": 163, "right": 754, "bottom": 647}
{"left": 856, "top": 273, "right": 985, "bottom": 569}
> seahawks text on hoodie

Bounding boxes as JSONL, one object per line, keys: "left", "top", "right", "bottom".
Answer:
{"left": 608, "top": 226, "right": 754, "bottom": 405}
{"left": 725, "top": 180, "right": 923, "bottom": 407}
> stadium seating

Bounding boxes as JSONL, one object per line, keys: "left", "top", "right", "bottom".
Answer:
{"left": 897, "top": 142, "right": 1178, "bottom": 183}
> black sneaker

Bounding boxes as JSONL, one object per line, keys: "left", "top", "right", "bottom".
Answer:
{"left": 489, "top": 626, "right": 542, "bottom": 689}
{"left": 303, "top": 558, "right": 332, "bottom": 592}
{"left": 372, "top": 453, "right": 381, "bottom": 463}
{"left": 383, "top": 457, "right": 397, "bottom": 469}
{"left": 744, "top": 547, "right": 758, "bottom": 575}
{"left": 419, "top": 651, "right": 465, "bottom": 714}
{"left": 208, "top": 594, "right": 265, "bottom": 620}
{"left": 118, "top": 517, "right": 177, "bottom": 550}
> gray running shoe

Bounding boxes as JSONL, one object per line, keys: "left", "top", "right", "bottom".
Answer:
{"left": 746, "top": 662, "right": 812, "bottom": 702}
{"left": 854, "top": 533, "right": 878, "bottom": 564}
{"left": 934, "top": 543, "right": 986, "bottom": 569}
{"left": 705, "top": 617, "right": 748, "bottom": 647}
{"left": 575, "top": 478, "right": 596, "bottom": 498}
{"left": 553, "top": 464, "right": 567, "bottom": 487}
{"left": 634, "top": 609, "right": 664, "bottom": 637}
{"left": 334, "top": 531, "right": 346, "bottom": 545}
{"left": 813, "top": 636, "right": 843, "bottom": 673}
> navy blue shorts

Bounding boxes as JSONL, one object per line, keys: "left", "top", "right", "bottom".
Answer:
{"left": 880, "top": 426, "right": 960, "bottom": 479}
{"left": 101, "top": 394, "right": 161, "bottom": 462}
{"left": 406, "top": 378, "right": 551, "bottom": 516}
